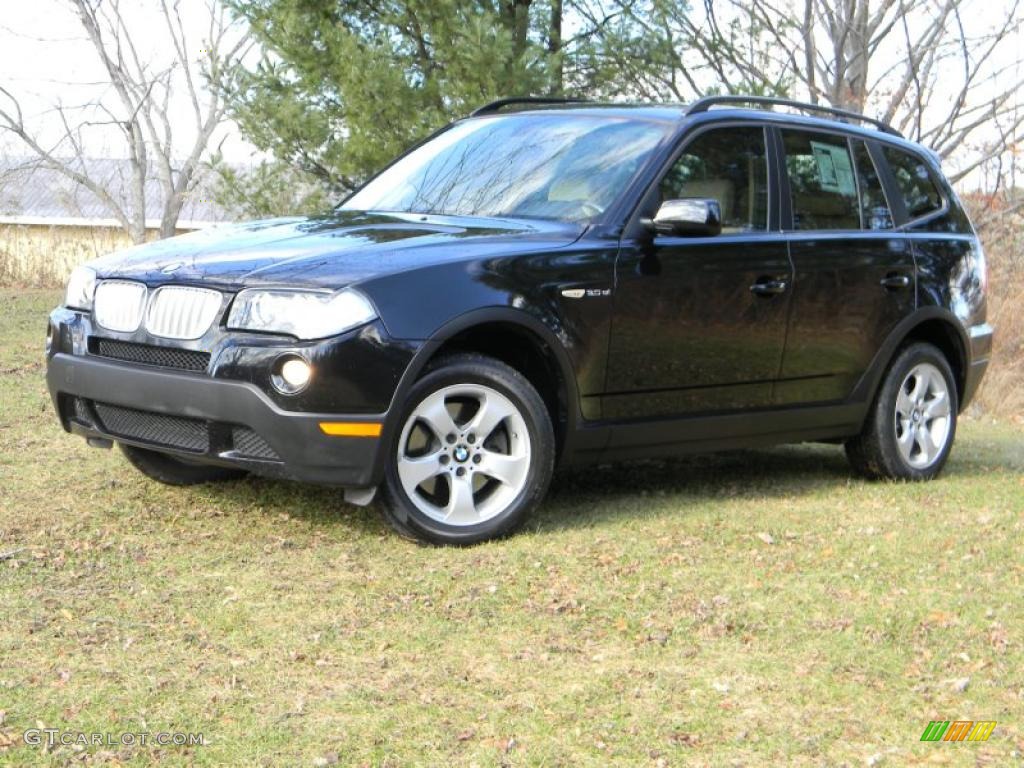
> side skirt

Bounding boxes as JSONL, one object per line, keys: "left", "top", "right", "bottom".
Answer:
{"left": 564, "top": 401, "right": 866, "bottom": 465}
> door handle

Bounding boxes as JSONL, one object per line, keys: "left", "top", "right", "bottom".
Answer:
{"left": 750, "top": 278, "right": 789, "bottom": 296}
{"left": 880, "top": 273, "right": 911, "bottom": 290}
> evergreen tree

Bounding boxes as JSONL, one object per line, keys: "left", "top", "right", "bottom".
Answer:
{"left": 223, "top": 0, "right": 566, "bottom": 204}
{"left": 215, "top": 1, "right": 780, "bottom": 217}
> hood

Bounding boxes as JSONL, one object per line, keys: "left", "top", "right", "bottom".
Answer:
{"left": 90, "top": 210, "right": 584, "bottom": 289}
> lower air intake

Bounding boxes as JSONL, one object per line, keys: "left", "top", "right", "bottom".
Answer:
{"left": 232, "top": 427, "right": 280, "bottom": 460}
{"left": 93, "top": 402, "right": 209, "bottom": 453}
{"left": 91, "top": 338, "right": 211, "bottom": 372}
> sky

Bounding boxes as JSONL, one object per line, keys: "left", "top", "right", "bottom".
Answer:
{"left": 0, "top": 0, "right": 258, "bottom": 164}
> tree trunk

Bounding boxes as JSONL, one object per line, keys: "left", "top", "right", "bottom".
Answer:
{"left": 838, "top": 0, "right": 870, "bottom": 112}
{"left": 549, "top": 0, "right": 563, "bottom": 93}
{"left": 160, "top": 198, "right": 182, "bottom": 240}
{"left": 502, "top": 0, "right": 533, "bottom": 59}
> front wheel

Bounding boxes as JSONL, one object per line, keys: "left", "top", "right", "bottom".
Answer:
{"left": 380, "top": 354, "right": 555, "bottom": 545}
{"left": 846, "top": 342, "right": 958, "bottom": 480}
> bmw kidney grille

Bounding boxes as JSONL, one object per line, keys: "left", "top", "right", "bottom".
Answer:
{"left": 145, "top": 286, "right": 223, "bottom": 339}
{"left": 93, "top": 281, "right": 223, "bottom": 339}
{"left": 93, "top": 280, "right": 148, "bottom": 333}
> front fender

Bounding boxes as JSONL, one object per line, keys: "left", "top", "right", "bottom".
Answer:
{"left": 362, "top": 242, "right": 618, "bottom": 406}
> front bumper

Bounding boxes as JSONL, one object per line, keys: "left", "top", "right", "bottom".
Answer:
{"left": 48, "top": 354, "right": 385, "bottom": 485}
{"left": 45, "top": 308, "right": 419, "bottom": 487}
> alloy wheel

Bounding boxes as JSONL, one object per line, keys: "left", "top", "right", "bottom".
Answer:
{"left": 396, "top": 384, "right": 532, "bottom": 525}
{"left": 893, "top": 362, "right": 952, "bottom": 469}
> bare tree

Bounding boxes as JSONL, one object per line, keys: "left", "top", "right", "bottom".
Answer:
{"left": 572, "top": 0, "right": 1023, "bottom": 189}
{"left": 744, "top": 0, "right": 1024, "bottom": 184}
{"left": 0, "top": 0, "right": 250, "bottom": 243}
{"left": 567, "top": 0, "right": 798, "bottom": 101}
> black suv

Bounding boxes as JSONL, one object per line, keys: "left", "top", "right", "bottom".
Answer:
{"left": 46, "top": 96, "right": 992, "bottom": 545}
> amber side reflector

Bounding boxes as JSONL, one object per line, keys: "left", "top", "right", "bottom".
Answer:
{"left": 319, "top": 421, "right": 382, "bottom": 438}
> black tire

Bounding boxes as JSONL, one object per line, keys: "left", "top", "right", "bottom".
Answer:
{"left": 120, "top": 444, "right": 247, "bottom": 486}
{"left": 845, "top": 342, "right": 958, "bottom": 481}
{"left": 380, "top": 354, "right": 555, "bottom": 545}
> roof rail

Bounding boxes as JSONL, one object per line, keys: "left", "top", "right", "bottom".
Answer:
{"left": 470, "top": 96, "right": 588, "bottom": 117}
{"left": 686, "top": 95, "right": 902, "bottom": 138}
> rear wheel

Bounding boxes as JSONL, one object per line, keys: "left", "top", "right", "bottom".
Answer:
{"left": 120, "top": 444, "right": 247, "bottom": 486}
{"left": 380, "top": 354, "right": 555, "bottom": 545}
{"left": 846, "top": 342, "right": 957, "bottom": 480}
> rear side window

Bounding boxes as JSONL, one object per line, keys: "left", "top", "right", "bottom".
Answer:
{"left": 851, "top": 140, "right": 893, "bottom": 230}
{"left": 782, "top": 130, "right": 859, "bottom": 230}
{"left": 882, "top": 146, "right": 943, "bottom": 220}
{"left": 660, "top": 126, "right": 769, "bottom": 233}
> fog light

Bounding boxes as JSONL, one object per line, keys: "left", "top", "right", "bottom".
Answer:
{"left": 272, "top": 355, "right": 312, "bottom": 394}
{"left": 282, "top": 358, "right": 311, "bottom": 387}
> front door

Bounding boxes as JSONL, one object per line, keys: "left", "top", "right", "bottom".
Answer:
{"left": 604, "top": 125, "right": 792, "bottom": 420}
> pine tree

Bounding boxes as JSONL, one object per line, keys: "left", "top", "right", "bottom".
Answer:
{"left": 222, "top": 0, "right": 566, "bottom": 206}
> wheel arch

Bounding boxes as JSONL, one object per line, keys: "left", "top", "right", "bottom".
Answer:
{"left": 856, "top": 308, "right": 969, "bottom": 413}
{"left": 388, "top": 308, "right": 581, "bottom": 463}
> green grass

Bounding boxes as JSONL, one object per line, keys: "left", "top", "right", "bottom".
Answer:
{"left": 1, "top": 289, "right": 1022, "bottom": 766}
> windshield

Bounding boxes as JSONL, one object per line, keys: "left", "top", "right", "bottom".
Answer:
{"left": 340, "top": 114, "right": 671, "bottom": 223}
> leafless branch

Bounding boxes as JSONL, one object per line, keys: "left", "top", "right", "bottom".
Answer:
{"left": 0, "top": 0, "right": 251, "bottom": 242}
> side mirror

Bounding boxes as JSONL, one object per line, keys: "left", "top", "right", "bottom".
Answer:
{"left": 648, "top": 198, "right": 722, "bottom": 237}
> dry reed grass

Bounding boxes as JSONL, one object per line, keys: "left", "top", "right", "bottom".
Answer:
{"left": 968, "top": 199, "right": 1023, "bottom": 417}
{"left": 0, "top": 223, "right": 157, "bottom": 286}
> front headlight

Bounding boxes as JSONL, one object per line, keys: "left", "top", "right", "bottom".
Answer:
{"left": 65, "top": 266, "right": 97, "bottom": 310}
{"left": 227, "top": 288, "right": 377, "bottom": 340}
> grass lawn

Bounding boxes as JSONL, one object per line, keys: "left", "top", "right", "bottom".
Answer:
{"left": 1, "top": 289, "right": 1022, "bottom": 766}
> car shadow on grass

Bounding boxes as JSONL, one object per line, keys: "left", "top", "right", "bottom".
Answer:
{"left": 198, "top": 475, "right": 390, "bottom": 537}
{"left": 538, "top": 431, "right": 1022, "bottom": 531}
{"left": 536, "top": 444, "right": 855, "bottom": 528}
{"left": 195, "top": 435, "right": 1017, "bottom": 538}
{"left": 200, "top": 443, "right": 855, "bottom": 537}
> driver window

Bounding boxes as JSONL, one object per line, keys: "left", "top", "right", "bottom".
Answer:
{"left": 659, "top": 127, "right": 769, "bottom": 233}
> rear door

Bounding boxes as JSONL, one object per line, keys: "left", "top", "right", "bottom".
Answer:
{"left": 774, "top": 128, "right": 916, "bottom": 405}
